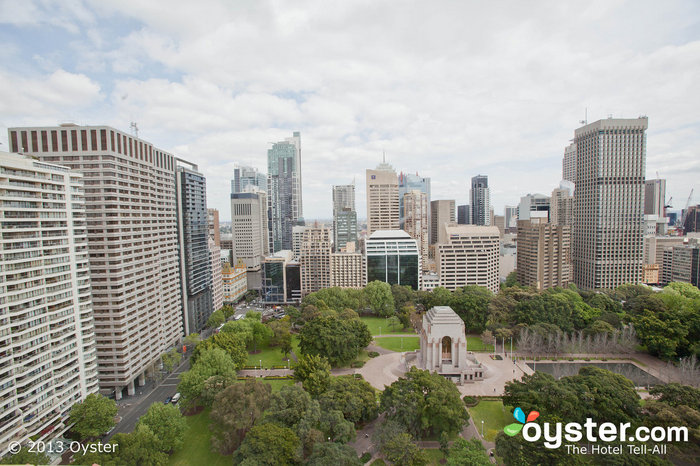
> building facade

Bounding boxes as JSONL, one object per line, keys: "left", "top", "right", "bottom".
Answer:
{"left": 332, "top": 184, "right": 357, "bottom": 251}
{"left": 504, "top": 205, "right": 518, "bottom": 233}
{"left": 457, "top": 204, "right": 471, "bottom": 225}
{"left": 0, "top": 151, "right": 99, "bottom": 453}
{"left": 644, "top": 179, "right": 666, "bottom": 217}
{"left": 300, "top": 226, "right": 332, "bottom": 296}
{"left": 430, "top": 199, "right": 456, "bottom": 245}
{"left": 435, "top": 224, "right": 500, "bottom": 292}
{"left": 563, "top": 142, "right": 576, "bottom": 183}
{"left": 572, "top": 117, "right": 647, "bottom": 289}
{"left": 330, "top": 248, "right": 366, "bottom": 288}
{"left": 261, "top": 251, "right": 300, "bottom": 303}
{"left": 365, "top": 230, "right": 421, "bottom": 290}
{"left": 209, "top": 237, "right": 223, "bottom": 311}
{"left": 398, "top": 172, "right": 431, "bottom": 228}
{"left": 403, "top": 190, "right": 429, "bottom": 269}
{"left": 231, "top": 165, "right": 267, "bottom": 194}
{"left": 366, "top": 161, "right": 399, "bottom": 236}
{"left": 518, "top": 193, "right": 550, "bottom": 222}
{"left": 230, "top": 189, "right": 269, "bottom": 270}
{"left": 470, "top": 175, "right": 490, "bottom": 226}
{"left": 9, "top": 125, "right": 183, "bottom": 399}
{"left": 516, "top": 218, "right": 571, "bottom": 290}
{"left": 207, "top": 208, "right": 220, "bottom": 247}
{"left": 222, "top": 262, "right": 248, "bottom": 303}
{"left": 550, "top": 182, "right": 574, "bottom": 227}
{"left": 268, "top": 132, "right": 303, "bottom": 252}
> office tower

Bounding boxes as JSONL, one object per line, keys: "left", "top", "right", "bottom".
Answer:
{"left": 643, "top": 236, "right": 684, "bottom": 281}
{"left": 330, "top": 242, "right": 366, "bottom": 288}
{"left": 365, "top": 230, "right": 421, "bottom": 290}
{"left": 231, "top": 165, "right": 267, "bottom": 194}
{"left": 435, "top": 224, "right": 500, "bottom": 292}
{"left": 207, "top": 208, "right": 220, "bottom": 246}
{"left": 430, "top": 199, "right": 456, "bottom": 245}
{"left": 457, "top": 205, "right": 471, "bottom": 225}
{"left": 644, "top": 179, "right": 666, "bottom": 217}
{"left": 366, "top": 160, "right": 399, "bottom": 236}
{"left": 268, "top": 132, "right": 303, "bottom": 252}
{"left": 516, "top": 218, "right": 572, "bottom": 290}
{"left": 9, "top": 125, "right": 183, "bottom": 399}
{"left": 292, "top": 225, "right": 307, "bottom": 260}
{"left": 518, "top": 193, "right": 550, "bottom": 221}
{"left": 209, "top": 237, "right": 223, "bottom": 311}
{"left": 398, "top": 172, "right": 431, "bottom": 228}
{"left": 504, "top": 205, "right": 518, "bottom": 233}
{"left": 684, "top": 205, "right": 700, "bottom": 233}
{"left": 176, "top": 161, "right": 214, "bottom": 335}
{"left": 470, "top": 175, "right": 491, "bottom": 226}
{"left": 0, "top": 151, "right": 98, "bottom": 451}
{"left": 664, "top": 243, "right": 700, "bottom": 287}
{"left": 262, "top": 251, "right": 300, "bottom": 303}
{"left": 563, "top": 142, "right": 576, "bottom": 183}
{"left": 231, "top": 189, "right": 269, "bottom": 270}
{"left": 300, "top": 225, "right": 332, "bottom": 296}
{"left": 222, "top": 262, "right": 248, "bottom": 303}
{"left": 572, "top": 117, "right": 647, "bottom": 289}
{"left": 403, "top": 190, "right": 429, "bottom": 269}
{"left": 493, "top": 215, "right": 505, "bottom": 236}
{"left": 550, "top": 182, "right": 574, "bottom": 227}
{"left": 332, "top": 184, "right": 357, "bottom": 251}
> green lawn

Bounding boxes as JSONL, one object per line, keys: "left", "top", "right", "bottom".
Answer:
{"left": 246, "top": 342, "right": 293, "bottom": 369}
{"left": 168, "top": 409, "right": 230, "bottom": 466}
{"left": 468, "top": 400, "right": 513, "bottom": 442}
{"left": 361, "top": 316, "right": 415, "bottom": 336}
{"left": 466, "top": 335, "right": 494, "bottom": 352}
{"left": 370, "top": 460, "right": 387, "bottom": 466}
{"left": 374, "top": 336, "right": 420, "bottom": 352}
{"left": 423, "top": 448, "right": 446, "bottom": 465}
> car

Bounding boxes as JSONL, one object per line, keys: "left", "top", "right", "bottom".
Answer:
{"left": 164, "top": 396, "right": 172, "bottom": 404}
{"left": 171, "top": 393, "right": 181, "bottom": 404}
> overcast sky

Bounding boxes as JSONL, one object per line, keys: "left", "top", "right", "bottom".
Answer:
{"left": 1, "top": 0, "right": 699, "bottom": 221}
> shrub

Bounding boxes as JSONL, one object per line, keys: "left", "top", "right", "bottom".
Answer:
{"left": 462, "top": 396, "right": 478, "bottom": 406}
{"left": 360, "top": 452, "right": 372, "bottom": 463}
{"left": 352, "top": 360, "right": 365, "bottom": 368}
{"left": 368, "top": 351, "right": 380, "bottom": 358}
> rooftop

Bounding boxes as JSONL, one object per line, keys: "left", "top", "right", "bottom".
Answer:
{"left": 424, "top": 306, "right": 463, "bottom": 326}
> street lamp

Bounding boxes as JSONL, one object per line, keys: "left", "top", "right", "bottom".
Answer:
{"left": 481, "top": 420, "right": 484, "bottom": 437}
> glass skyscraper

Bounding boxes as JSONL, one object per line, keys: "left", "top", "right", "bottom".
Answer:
{"left": 268, "top": 132, "right": 303, "bottom": 252}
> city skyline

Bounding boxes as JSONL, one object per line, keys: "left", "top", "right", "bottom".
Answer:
{"left": 1, "top": 1, "right": 698, "bottom": 220}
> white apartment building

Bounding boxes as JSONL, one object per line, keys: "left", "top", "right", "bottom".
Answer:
{"left": 550, "top": 182, "right": 574, "bottom": 227}
{"left": 563, "top": 142, "right": 576, "bottom": 183}
{"left": 436, "top": 224, "right": 500, "bottom": 292}
{"left": 8, "top": 125, "right": 183, "bottom": 400}
{"left": 0, "top": 151, "right": 98, "bottom": 453}
{"left": 366, "top": 162, "right": 399, "bottom": 236}
{"left": 300, "top": 226, "right": 332, "bottom": 296}
{"left": 330, "top": 249, "right": 365, "bottom": 288}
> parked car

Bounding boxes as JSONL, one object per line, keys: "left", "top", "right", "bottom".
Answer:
{"left": 171, "top": 393, "right": 181, "bottom": 404}
{"left": 164, "top": 396, "right": 172, "bottom": 404}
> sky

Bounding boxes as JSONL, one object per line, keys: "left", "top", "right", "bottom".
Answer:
{"left": 0, "top": 0, "right": 699, "bottom": 221}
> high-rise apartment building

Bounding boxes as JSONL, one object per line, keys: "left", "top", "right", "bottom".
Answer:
{"left": 300, "top": 226, "right": 332, "bottom": 296}
{"left": 457, "top": 204, "right": 471, "bottom": 225}
{"left": 176, "top": 161, "right": 214, "bottom": 335}
{"left": 403, "top": 190, "right": 429, "bottom": 269}
{"left": 435, "top": 224, "right": 500, "bottom": 292}
{"left": 366, "top": 160, "right": 399, "bottom": 236}
{"left": 470, "top": 175, "right": 491, "bottom": 226}
{"left": 518, "top": 193, "right": 550, "bottom": 221}
{"left": 517, "top": 218, "right": 571, "bottom": 290}
{"left": 231, "top": 165, "right": 267, "bottom": 194}
{"left": 664, "top": 243, "right": 700, "bottom": 287}
{"left": 430, "top": 199, "right": 455, "bottom": 245}
{"left": 268, "top": 132, "right": 303, "bottom": 252}
{"left": 330, "top": 243, "right": 365, "bottom": 288}
{"left": 332, "top": 184, "right": 357, "bottom": 251}
{"left": 644, "top": 179, "right": 666, "bottom": 217}
{"left": 8, "top": 125, "right": 182, "bottom": 399}
{"left": 398, "top": 172, "right": 431, "bottom": 228}
{"left": 365, "top": 230, "right": 421, "bottom": 290}
{"left": 207, "top": 208, "right": 220, "bottom": 247}
{"left": 563, "top": 142, "right": 576, "bottom": 183}
{"left": 209, "top": 237, "right": 223, "bottom": 312}
{"left": 231, "top": 189, "right": 269, "bottom": 270}
{"left": 550, "top": 182, "right": 574, "bottom": 227}
{"left": 0, "top": 151, "right": 98, "bottom": 452}
{"left": 292, "top": 225, "right": 307, "bottom": 260}
{"left": 572, "top": 117, "right": 647, "bottom": 289}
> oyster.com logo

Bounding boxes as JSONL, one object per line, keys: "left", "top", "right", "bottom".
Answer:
{"left": 504, "top": 407, "right": 539, "bottom": 437}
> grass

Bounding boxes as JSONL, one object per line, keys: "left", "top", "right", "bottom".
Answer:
{"left": 259, "top": 378, "right": 295, "bottom": 392}
{"left": 370, "top": 460, "right": 387, "bottom": 466}
{"left": 374, "top": 336, "right": 420, "bottom": 352}
{"left": 168, "top": 409, "right": 230, "bottom": 466}
{"left": 361, "top": 316, "right": 415, "bottom": 336}
{"left": 246, "top": 335, "right": 301, "bottom": 369}
{"left": 468, "top": 400, "right": 513, "bottom": 442}
{"left": 423, "top": 448, "right": 446, "bottom": 465}
{"left": 466, "top": 335, "right": 494, "bottom": 352}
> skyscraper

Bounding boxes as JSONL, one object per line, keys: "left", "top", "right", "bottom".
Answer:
{"left": 268, "top": 132, "right": 303, "bottom": 252}
{"left": 231, "top": 189, "right": 269, "bottom": 270}
{"left": 8, "top": 125, "right": 182, "bottom": 400}
{"left": 0, "top": 151, "right": 98, "bottom": 450}
{"left": 398, "top": 172, "right": 431, "bottom": 228}
{"left": 517, "top": 218, "right": 571, "bottom": 290}
{"left": 436, "top": 224, "right": 500, "bottom": 292}
{"left": 207, "top": 208, "right": 220, "bottom": 246}
{"left": 176, "top": 161, "right": 214, "bottom": 335}
{"left": 518, "top": 193, "right": 550, "bottom": 221}
{"left": 563, "top": 142, "right": 576, "bottom": 184}
{"left": 572, "top": 117, "right": 647, "bottom": 289}
{"left": 403, "top": 190, "right": 429, "bottom": 269}
{"left": 470, "top": 175, "right": 491, "bottom": 226}
{"left": 551, "top": 182, "right": 574, "bottom": 227}
{"left": 209, "top": 237, "right": 224, "bottom": 312}
{"left": 332, "top": 184, "right": 357, "bottom": 251}
{"left": 231, "top": 165, "right": 267, "bottom": 194}
{"left": 366, "top": 160, "right": 399, "bottom": 236}
{"left": 457, "top": 204, "right": 471, "bottom": 225}
{"left": 644, "top": 179, "right": 666, "bottom": 217}
{"left": 430, "top": 199, "right": 456, "bottom": 245}
{"left": 300, "top": 225, "right": 332, "bottom": 296}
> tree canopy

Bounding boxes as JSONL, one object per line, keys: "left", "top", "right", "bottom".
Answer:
{"left": 298, "top": 315, "right": 371, "bottom": 367}
{"left": 68, "top": 393, "right": 118, "bottom": 441}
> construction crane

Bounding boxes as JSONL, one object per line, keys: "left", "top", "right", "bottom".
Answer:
{"left": 679, "top": 188, "right": 695, "bottom": 235}
{"left": 665, "top": 196, "right": 673, "bottom": 209}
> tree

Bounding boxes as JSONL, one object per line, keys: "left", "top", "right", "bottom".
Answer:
{"left": 383, "top": 432, "right": 427, "bottom": 465}
{"left": 233, "top": 423, "right": 301, "bottom": 465}
{"left": 268, "top": 318, "right": 292, "bottom": 347}
{"left": 306, "top": 442, "right": 362, "bottom": 466}
{"left": 111, "top": 424, "right": 169, "bottom": 466}
{"left": 387, "top": 315, "right": 402, "bottom": 331}
{"left": 318, "top": 375, "right": 378, "bottom": 425}
{"left": 633, "top": 309, "right": 689, "bottom": 360}
{"left": 391, "top": 284, "right": 416, "bottom": 313}
{"left": 280, "top": 332, "right": 293, "bottom": 360}
{"left": 446, "top": 438, "right": 491, "bottom": 466}
{"left": 294, "top": 354, "right": 331, "bottom": 397}
{"left": 161, "top": 347, "right": 181, "bottom": 373}
{"left": 264, "top": 385, "right": 316, "bottom": 429}
{"left": 319, "top": 409, "right": 355, "bottom": 443}
{"left": 502, "top": 271, "right": 520, "bottom": 289}
{"left": 439, "top": 431, "right": 450, "bottom": 458}
{"left": 303, "top": 287, "right": 361, "bottom": 312}
{"left": 210, "top": 331, "right": 248, "bottom": 369}
{"left": 210, "top": 379, "right": 272, "bottom": 454}
{"left": 450, "top": 286, "right": 492, "bottom": 333}
{"left": 649, "top": 383, "right": 700, "bottom": 410}
{"left": 183, "top": 333, "right": 202, "bottom": 349}
{"left": 178, "top": 347, "right": 236, "bottom": 406}
{"left": 380, "top": 367, "right": 468, "bottom": 438}
{"left": 364, "top": 280, "right": 395, "bottom": 316}
{"left": 69, "top": 393, "right": 118, "bottom": 441}
{"left": 0, "top": 450, "right": 50, "bottom": 465}
{"left": 200, "top": 374, "right": 237, "bottom": 408}
{"left": 221, "top": 304, "right": 236, "bottom": 319}
{"left": 136, "top": 402, "right": 188, "bottom": 452}
{"left": 207, "top": 309, "right": 225, "bottom": 328}
{"left": 298, "top": 316, "right": 371, "bottom": 367}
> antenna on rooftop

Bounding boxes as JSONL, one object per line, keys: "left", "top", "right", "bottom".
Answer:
{"left": 130, "top": 122, "right": 139, "bottom": 138}
{"left": 580, "top": 107, "right": 588, "bottom": 125}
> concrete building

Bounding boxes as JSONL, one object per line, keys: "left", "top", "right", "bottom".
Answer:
{"left": 457, "top": 204, "right": 470, "bottom": 225}
{"left": 222, "top": 262, "right": 248, "bottom": 303}
{"left": 421, "top": 273, "right": 440, "bottom": 291}
{"left": 644, "top": 179, "right": 666, "bottom": 217}
{"left": 684, "top": 205, "right": 700, "bottom": 234}
{"left": 516, "top": 218, "right": 571, "bottom": 290}
{"left": 644, "top": 236, "right": 684, "bottom": 282}
{"left": 435, "top": 224, "right": 500, "bottom": 292}
{"left": 518, "top": 193, "right": 550, "bottom": 222}
{"left": 572, "top": 117, "right": 647, "bottom": 289}
{"left": 176, "top": 161, "right": 214, "bottom": 335}
{"left": 493, "top": 215, "right": 505, "bottom": 236}
{"left": 398, "top": 172, "right": 431, "bottom": 228}
{"left": 8, "top": 125, "right": 183, "bottom": 399}
{"left": 563, "top": 142, "right": 576, "bottom": 183}
{"left": 403, "top": 190, "right": 429, "bottom": 269}
{"left": 261, "top": 251, "right": 301, "bottom": 304}
{"left": 330, "top": 244, "right": 365, "bottom": 288}
{"left": 300, "top": 226, "right": 332, "bottom": 296}
{"left": 332, "top": 184, "right": 357, "bottom": 251}
{"left": 365, "top": 230, "right": 421, "bottom": 290}
{"left": 268, "top": 132, "right": 303, "bottom": 252}
{"left": 504, "top": 205, "right": 518, "bottom": 233}
{"left": 291, "top": 225, "right": 307, "bottom": 260}
{"left": 642, "top": 263, "right": 660, "bottom": 285}
{"left": 0, "top": 151, "right": 98, "bottom": 453}
{"left": 551, "top": 181, "right": 574, "bottom": 227}
{"left": 207, "top": 208, "right": 220, "bottom": 247}
{"left": 220, "top": 233, "right": 233, "bottom": 252}
{"left": 209, "top": 237, "right": 223, "bottom": 311}
{"left": 230, "top": 189, "right": 269, "bottom": 270}
{"left": 667, "top": 244, "right": 699, "bottom": 287}
{"left": 470, "top": 175, "right": 490, "bottom": 226}
{"left": 231, "top": 165, "right": 267, "bottom": 194}
{"left": 366, "top": 160, "right": 399, "bottom": 236}
{"left": 430, "top": 199, "right": 456, "bottom": 245}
